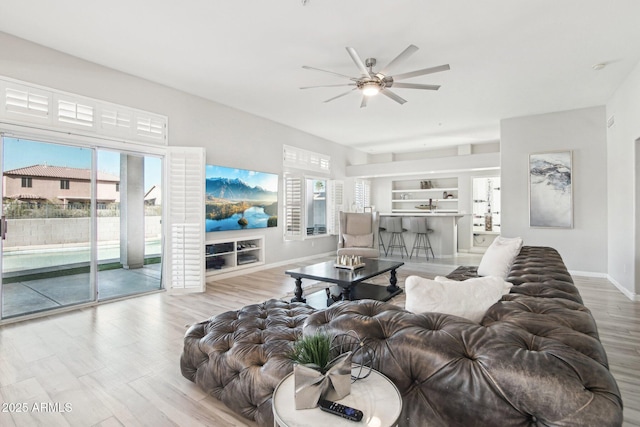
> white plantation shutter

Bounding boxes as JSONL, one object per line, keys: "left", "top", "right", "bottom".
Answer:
{"left": 283, "top": 144, "right": 331, "bottom": 174}
{"left": 135, "top": 114, "right": 165, "bottom": 140}
{"left": 284, "top": 174, "right": 304, "bottom": 240}
{"left": 57, "top": 98, "right": 95, "bottom": 128}
{"left": 165, "top": 147, "right": 205, "bottom": 292}
{"left": 327, "top": 180, "right": 344, "bottom": 235}
{"left": 4, "top": 85, "right": 50, "bottom": 121}
{"left": 0, "top": 76, "right": 167, "bottom": 146}
{"left": 100, "top": 107, "right": 133, "bottom": 137}
{"left": 282, "top": 145, "right": 335, "bottom": 239}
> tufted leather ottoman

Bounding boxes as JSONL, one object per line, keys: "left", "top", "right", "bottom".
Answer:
{"left": 180, "top": 299, "right": 317, "bottom": 426}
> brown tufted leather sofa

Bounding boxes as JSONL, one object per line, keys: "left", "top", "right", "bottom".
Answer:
{"left": 181, "top": 246, "right": 623, "bottom": 426}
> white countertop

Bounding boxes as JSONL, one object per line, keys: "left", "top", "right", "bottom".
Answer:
{"left": 380, "top": 212, "right": 469, "bottom": 217}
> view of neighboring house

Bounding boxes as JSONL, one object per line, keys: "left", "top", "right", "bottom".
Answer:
{"left": 144, "top": 184, "right": 161, "bottom": 206}
{"left": 2, "top": 164, "right": 120, "bottom": 209}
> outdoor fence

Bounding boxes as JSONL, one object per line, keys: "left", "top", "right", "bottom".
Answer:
{"left": 3, "top": 201, "right": 162, "bottom": 249}
{"left": 3, "top": 201, "right": 162, "bottom": 219}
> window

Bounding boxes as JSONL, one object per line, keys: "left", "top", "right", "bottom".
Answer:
{"left": 306, "top": 179, "right": 327, "bottom": 236}
{"left": 115, "top": 183, "right": 120, "bottom": 192}
{"left": 283, "top": 145, "right": 331, "bottom": 174}
{"left": 0, "top": 76, "right": 168, "bottom": 145}
{"left": 284, "top": 174, "right": 343, "bottom": 240}
{"left": 282, "top": 146, "right": 342, "bottom": 240}
{"left": 21, "top": 177, "right": 32, "bottom": 188}
{"left": 60, "top": 179, "right": 70, "bottom": 190}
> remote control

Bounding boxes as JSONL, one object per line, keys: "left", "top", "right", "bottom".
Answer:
{"left": 318, "top": 399, "right": 363, "bottom": 422}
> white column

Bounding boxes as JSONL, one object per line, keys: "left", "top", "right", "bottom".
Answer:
{"left": 120, "top": 154, "right": 145, "bottom": 269}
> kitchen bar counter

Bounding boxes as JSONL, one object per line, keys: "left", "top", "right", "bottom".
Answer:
{"left": 380, "top": 212, "right": 469, "bottom": 257}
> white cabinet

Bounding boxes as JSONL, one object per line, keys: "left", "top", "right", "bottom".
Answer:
{"left": 391, "top": 177, "right": 459, "bottom": 213}
{"left": 205, "top": 235, "right": 264, "bottom": 276}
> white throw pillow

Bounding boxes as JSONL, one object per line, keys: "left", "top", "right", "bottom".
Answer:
{"left": 405, "top": 275, "right": 513, "bottom": 323}
{"left": 477, "top": 236, "right": 523, "bottom": 278}
{"left": 343, "top": 233, "right": 374, "bottom": 248}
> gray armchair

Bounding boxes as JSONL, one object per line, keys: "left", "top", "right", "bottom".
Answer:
{"left": 337, "top": 211, "right": 380, "bottom": 259}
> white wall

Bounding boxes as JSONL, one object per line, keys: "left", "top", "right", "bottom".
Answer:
{"left": 501, "top": 106, "right": 608, "bottom": 273}
{"left": 0, "top": 32, "right": 368, "bottom": 267}
{"left": 606, "top": 59, "right": 640, "bottom": 297}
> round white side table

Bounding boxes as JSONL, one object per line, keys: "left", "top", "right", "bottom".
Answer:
{"left": 272, "top": 368, "right": 403, "bottom": 427}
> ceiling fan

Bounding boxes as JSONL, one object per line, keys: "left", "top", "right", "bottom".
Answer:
{"left": 301, "top": 44, "right": 450, "bottom": 108}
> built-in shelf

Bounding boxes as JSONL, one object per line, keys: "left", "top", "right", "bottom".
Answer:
{"left": 205, "top": 235, "right": 264, "bottom": 276}
{"left": 391, "top": 177, "right": 459, "bottom": 214}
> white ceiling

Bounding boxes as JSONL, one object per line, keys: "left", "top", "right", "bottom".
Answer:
{"left": 1, "top": 0, "right": 639, "bottom": 154}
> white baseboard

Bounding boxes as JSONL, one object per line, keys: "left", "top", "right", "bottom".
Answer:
{"left": 569, "top": 270, "right": 637, "bottom": 301}
{"left": 606, "top": 274, "right": 638, "bottom": 301}
{"left": 568, "top": 270, "right": 608, "bottom": 278}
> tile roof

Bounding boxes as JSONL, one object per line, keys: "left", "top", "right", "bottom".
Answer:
{"left": 6, "top": 194, "right": 45, "bottom": 200}
{"left": 4, "top": 164, "right": 119, "bottom": 182}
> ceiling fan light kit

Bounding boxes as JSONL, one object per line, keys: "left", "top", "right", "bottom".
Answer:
{"left": 301, "top": 44, "right": 450, "bottom": 107}
{"left": 361, "top": 81, "right": 381, "bottom": 96}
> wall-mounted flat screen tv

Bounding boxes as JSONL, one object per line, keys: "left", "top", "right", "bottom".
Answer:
{"left": 205, "top": 165, "right": 278, "bottom": 232}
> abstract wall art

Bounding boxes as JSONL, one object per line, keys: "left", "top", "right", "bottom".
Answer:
{"left": 529, "top": 151, "right": 573, "bottom": 228}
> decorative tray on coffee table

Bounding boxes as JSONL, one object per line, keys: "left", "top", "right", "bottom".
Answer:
{"left": 334, "top": 255, "right": 365, "bottom": 270}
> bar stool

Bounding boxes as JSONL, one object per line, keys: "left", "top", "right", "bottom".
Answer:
{"left": 408, "top": 217, "right": 435, "bottom": 260}
{"left": 378, "top": 217, "right": 387, "bottom": 255}
{"left": 385, "top": 216, "right": 409, "bottom": 258}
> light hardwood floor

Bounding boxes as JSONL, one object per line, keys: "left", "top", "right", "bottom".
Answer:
{"left": 0, "top": 255, "right": 638, "bottom": 426}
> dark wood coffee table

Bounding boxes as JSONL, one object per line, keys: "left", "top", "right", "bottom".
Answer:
{"left": 285, "top": 259, "right": 404, "bottom": 306}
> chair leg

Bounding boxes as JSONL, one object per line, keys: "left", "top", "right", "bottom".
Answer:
{"left": 411, "top": 233, "right": 430, "bottom": 260}
{"left": 425, "top": 232, "right": 435, "bottom": 259}
{"left": 402, "top": 233, "right": 409, "bottom": 258}
{"left": 379, "top": 230, "right": 387, "bottom": 255}
{"left": 410, "top": 236, "right": 415, "bottom": 259}
{"left": 387, "top": 232, "right": 408, "bottom": 259}
{"left": 410, "top": 233, "right": 421, "bottom": 259}
{"left": 387, "top": 233, "right": 398, "bottom": 257}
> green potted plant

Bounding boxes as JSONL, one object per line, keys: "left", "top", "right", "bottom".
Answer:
{"left": 289, "top": 332, "right": 351, "bottom": 409}
{"left": 289, "top": 332, "right": 333, "bottom": 373}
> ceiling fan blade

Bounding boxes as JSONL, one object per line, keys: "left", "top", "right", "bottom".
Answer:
{"left": 379, "top": 44, "right": 419, "bottom": 75}
{"left": 323, "top": 88, "right": 357, "bottom": 103}
{"left": 300, "top": 83, "right": 356, "bottom": 89}
{"left": 381, "top": 89, "right": 407, "bottom": 105}
{"left": 391, "top": 82, "right": 441, "bottom": 90}
{"left": 393, "top": 64, "right": 451, "bottom": 81}
{"left": 346, "top": 47, "right": 371, "bottom": 77}
{"left": 360, "top": 96, "right": 368, "bottom": 108}
{"left": 302, "top": 65, "right": 356, "bottom": 80}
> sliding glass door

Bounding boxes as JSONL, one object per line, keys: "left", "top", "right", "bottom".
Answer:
{"left": 95, "top": 150, "right": 162, "bottom": 300}
{"left": 0, "top": 136, "right": 163, "bottom": 320}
